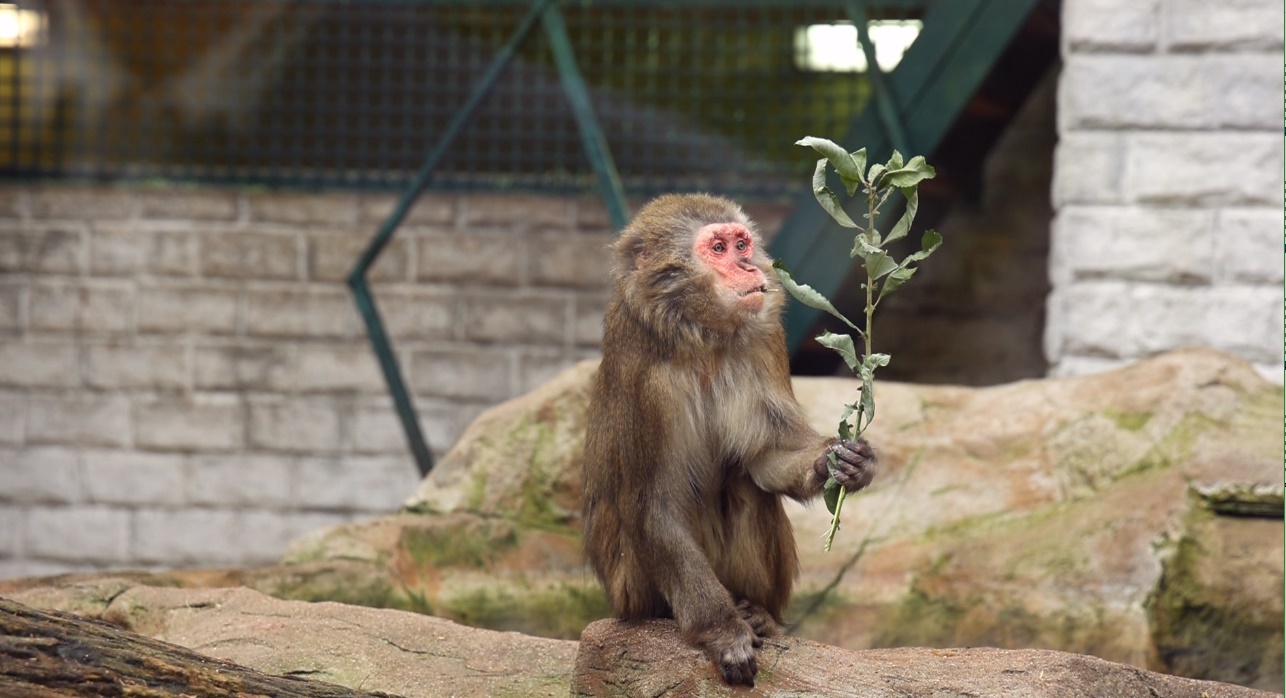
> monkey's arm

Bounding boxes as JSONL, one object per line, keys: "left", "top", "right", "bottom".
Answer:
{"left": 746, "top": 436, "right": 877, "bottom": 501}
{"left": 742, "top": 333, "right": 878, "bottom": 499}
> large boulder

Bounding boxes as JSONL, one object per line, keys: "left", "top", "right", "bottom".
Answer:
{"left": 2, "top": 582, "right": 1274, "bottom": 698}
{"left": 8, "top": 348, "right": 1274, "bottom": 690}
{"left": 572, "top": 618, "right": 1275, "bottom": 697}
{"left": 402, "top": 347, "right": 1282, "bottom": 690}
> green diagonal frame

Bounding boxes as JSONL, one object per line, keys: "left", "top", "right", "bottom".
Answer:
{"left": 770, "top": 0, "right": 1048, "bottom": 351}
{"left": 347, "top": 0, "right": 629, "bottom": 477}
{"left": 353, "top": 0, "right": 1048, "bottom": 475}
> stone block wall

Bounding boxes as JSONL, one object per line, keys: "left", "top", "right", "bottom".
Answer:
{"left": 3, "top": 0, "right": 1281, "bottom": 578}
{"left": 0, "top": 185, "right": 637, "bottom": 577}
{"left": 878, "top": 69, "right": 1056, "bottom": 386}
{"left": 1047, "top": 0, "right": 1284, "bottom": 379}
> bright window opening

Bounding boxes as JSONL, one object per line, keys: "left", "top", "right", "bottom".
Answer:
{"left": 794, "top": 20, "right": 923, "bottom": 73}
{"left": 0, "top": 4, "right": 45, "bottom": 49}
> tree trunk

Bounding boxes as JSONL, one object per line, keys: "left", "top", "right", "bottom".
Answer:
{"left": 0, "top": 598, "right": 396, "bottom": 697}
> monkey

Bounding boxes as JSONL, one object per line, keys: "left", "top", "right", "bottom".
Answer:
{"left": 581, "top": 193, "right": 878, "bottom": 686}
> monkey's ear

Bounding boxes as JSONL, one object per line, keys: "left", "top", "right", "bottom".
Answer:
{"left": 620, "top": 238, "right": 653, "bottom": 271}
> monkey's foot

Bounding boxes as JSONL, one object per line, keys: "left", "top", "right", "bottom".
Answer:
{"left": 697, "top": 618, "right": 760, "bottom": 687}
{"left": 736, "top": 599, "right": 781, "bottom": 638}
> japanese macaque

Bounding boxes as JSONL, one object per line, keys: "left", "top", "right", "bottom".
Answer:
{"left": 582, "top": 193, "right": 878, "bottom": 686}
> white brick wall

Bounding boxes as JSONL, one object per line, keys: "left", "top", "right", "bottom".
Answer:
{"left": 4, "top": 0, "right": 1278, "bottom": 576}
{"left": 0, "top": 186, "right": 617, "bottom": 577}
{"left": 1048, "top": 0, "right": 1284, "bottom": 381}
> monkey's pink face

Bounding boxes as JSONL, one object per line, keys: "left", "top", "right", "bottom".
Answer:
{"left": 694, "top": 222, "right": 768, "bottom": 314}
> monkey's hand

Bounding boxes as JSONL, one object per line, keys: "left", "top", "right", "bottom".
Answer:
{"left": 814, "top": 438, "right": 878, "bottom": 493}
{"left": 737, "top": 599, "right": 781, "bottom": 638}
{"left": 701, "top": 617, "right": 760, "bottom": 686}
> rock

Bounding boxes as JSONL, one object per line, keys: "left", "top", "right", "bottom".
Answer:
{"left": 407, "top": 359, "right": 595, "bottom": 528}
{"left": 6, "top": 582, "right": 1268, "bottom": 698}
{"left": 572, "top": 618, "right": 1275, "bottom": 697}
{"left": 396, "top": 347, "right": 1279, "bottom": 690}
{"left": 5, "top": 580, "right": 576, "bottom": 697}
{"left": 0, "top": 597, "right": 392, "bottom": 697}
{"left": 6, "top": 348, "right": 1276, "bottom": 690}
{"left": 272, "top": 511, "right": 606, "bottom": 639}
{"left": 784, "top": 347, "right": 1282, "bottom": 692}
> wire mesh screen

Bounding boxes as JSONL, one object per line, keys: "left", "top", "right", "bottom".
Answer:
{"left": 0, "top": 0, "right": 924, "bottom": 198}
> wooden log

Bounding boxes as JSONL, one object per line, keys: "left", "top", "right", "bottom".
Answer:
{"left": 0, "top": 598, "right": 397, "bottom": 697}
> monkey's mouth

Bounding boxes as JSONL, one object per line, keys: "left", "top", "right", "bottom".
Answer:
{"left": 740, "top": 284, "right": 768, "bottom": 297}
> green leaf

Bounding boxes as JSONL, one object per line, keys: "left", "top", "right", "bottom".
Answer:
{"left": 816, "top": 331, "right": 860, "bottom": 372}
{"left": 885, "top": 187, "right": 918, "bottom": 244}
{"left": 884, "top": 155, "right": 937, "bottom": 188}
{"left": 837, "top": 402, "right": 857, "bottom": 441}
{"left": 796, "top": 136, "right": 865, "bottom": 183}
{"left": 773, "top": 260, "right": 861, "bottom": 332}
{"left": 863, "top": 352, "right": 892, "bottom": 371}
{"left": 856, "top": 378, "right": 873, "bottom": 434}
{"left": 851, "top": 237, "right": 897, "bottom": 279}
{"left": 810, "top": 159, "right": 859, "bottom": 228}
{"left": 901, "top": 229, "right": 943, "bottom": 265}
{"left": 851, "top": 234, "right": 881, "bottom": 260}
{"left": 879, "top": 230, "right": 938, "bottom": 301}
{"left": 886, "top": 150, "right": 904, "bottom": 171}
{"left": 849, "top": 148, "right": 868, "bottom": 184}
{"left": 868, "top": 251, "right": 898, "bottom": 279}
{"left": 855, "top": 353, "right": 889, "bottom": 434}
{"left": 866, "top": 163, "right": 886, "bottom": 189}
{"left": 851, "top": 354, "right": 890, "bottom": 436}
{"left": 823, "top": 475, "right": 841, "bottom": 514}
{"left": 880, "top": 265, "right": 916, "bottom": 297}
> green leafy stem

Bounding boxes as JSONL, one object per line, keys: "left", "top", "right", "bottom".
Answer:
{"left": 776, "top": 136, "right": 940, "bottom": 552}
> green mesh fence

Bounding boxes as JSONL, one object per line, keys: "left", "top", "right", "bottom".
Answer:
{"left": 0, "top": 0, "right": 928, "bottom": 198}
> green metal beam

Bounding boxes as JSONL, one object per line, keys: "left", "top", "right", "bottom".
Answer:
{"left": 543, "top": 4, "right": 631, "bottom": 230}
{"left": 770, "top": 0, "right": 1047, "bottom": 352}
{"left": 845, "top": 0, "right": 911, "bottom": 156}
{"left": 348, "top": 0, "right": 630, "bottom": 477}
{"left": 347, "top": 0, "right": 551, "bottom": 478}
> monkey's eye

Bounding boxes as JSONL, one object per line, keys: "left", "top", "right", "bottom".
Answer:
{"left": 712, "top": 242, "right": 726, "bottom": 254}
{"left": 736, "top": 239, "right": 747, "bottom": 252}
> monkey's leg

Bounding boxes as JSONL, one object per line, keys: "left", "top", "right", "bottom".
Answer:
{"left": 643, "top": 507, "right": 760, "bottom": 686}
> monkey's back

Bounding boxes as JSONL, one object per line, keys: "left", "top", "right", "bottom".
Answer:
{"left": 582, "top": 296, "right": 669, "bottom": 618}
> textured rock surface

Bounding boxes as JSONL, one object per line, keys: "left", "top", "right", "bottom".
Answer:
{"left": 573, "top": 619, "right": 1277, "bottom": 698}
{"left": 0, "top": 596, "right": 391, "bottom": 697}
{"left": 407, "top": 359, "right": 594, "bottom": 528}
{"left": 4, "top": 580, "right": 576, "bottom": 697}
{"left": 402, "top": 347, "right": 1281, "bottom": 689}
{"left": 4, "top": 581, "right": 1272, "bottom": 698}
{"left": 4, "top": 348, "right": 1277, "bottom": 690}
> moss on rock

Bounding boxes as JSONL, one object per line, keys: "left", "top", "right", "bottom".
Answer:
{"left": 440, "top": 581, "right": 609, "bottom": 640}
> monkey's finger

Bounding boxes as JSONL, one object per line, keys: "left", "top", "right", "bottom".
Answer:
{"left": 835, "top": 464, "right": 876, "bottom": 492}
{"left": 834, "top": 440, "right": 875, "bottom": 465}
{"left": 724, "top": 656, "right": 756, "bottom": 687}
{"left": 718, "top": 658, "right": 756, "bottom": 686}
{"left": 813, "top": 453, "right": 833, "bottom": 479}
{"left": 831, "top": 447, "right": 868, "bottom": 468}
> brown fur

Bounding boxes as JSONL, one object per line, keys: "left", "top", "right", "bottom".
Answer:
{"left": 582, "top": 194, "right": 878, "bottom": 686}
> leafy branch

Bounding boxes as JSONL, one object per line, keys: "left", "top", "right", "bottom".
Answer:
{"left": 776, "top": 136, "right": 940, "bottom": 552}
